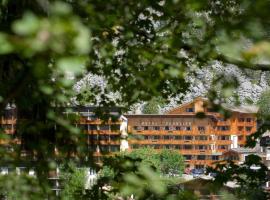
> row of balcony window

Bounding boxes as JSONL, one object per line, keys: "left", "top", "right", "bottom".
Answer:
{"left": 0, "top": 109, "right": 16, "bottom": 120}
{"left": 131, "top": 144, "right": 229, "bottom": 150}
{"left": 134, "top": 125, "right": 254, "bottom": 133}
{"left": 133, "top": 135, "right": 231, "bottom": 141}
{"left": 134, "top": 126, "right": 193, "bottom": 131}
{"left": 183, "top": 155, "right": 220, "bottom": 161}
{"left": 238, "top": 118, "right": 254, "bottom": 122}
{"left": 88, "top": 145, "right": 120, "bottom": 152}
{"left": 133, "top": 125, "right": 237, "bottom": 132}
{"left": 86, "top": 135, "right": 120, "bottom": 140}
{"left": 78, "top": 124, "right": 120, "bottom": 131}
{"left": 238, "top": 126, "right": 253, "bottom": 132}
{"left": 0, "top": 124, "right": 15, "bottom": 130}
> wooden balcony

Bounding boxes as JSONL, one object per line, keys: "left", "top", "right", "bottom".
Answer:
{"left": 4, "top": 130, "right": 15, "bottom": 134}
{"left": 85, "top": 130, "right": 120, "bottom": 135}
{"left": 178, "top": 149, "right": 213, "bottom": 155}
{"left": 129, "top": 139, "right": 215, "bottom": 145}
{"left": 87, "top": 140, "right": 120, "bottom": 145}
{"left": 0, "top": 119, "right": 16, "bottom": 124}
{"left": 78, "top": 118, "right": 120, "bottom": 125}
{"left": 213, "top": 130, "right": 233, "bottom": 135}
{"left": 132, "top": 130, "right": 216, "bottom": 135}
{"left": 216, "top": 121, "right": 231, "bottom": 126}
{"left": 215, "top": 140, "right": 232, "bottom": 145}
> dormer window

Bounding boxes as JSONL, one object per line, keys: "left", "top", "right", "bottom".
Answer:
{"left": 246, "top": 118, "right": 253, "bottom": 122}
{"left": 238, "top": 118, "right": 245, "bottom": 122}
{"left": 198, "top": 126, "right": 205, "bottom": 131}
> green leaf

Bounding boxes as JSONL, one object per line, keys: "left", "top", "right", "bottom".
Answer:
{"left": 73, "top": 25, "right": 91, "bottom": 54}
{"left": 39, "top": 85, "right": 53, "bottom": 95}
{"left": 50, "top": 1, "right": 72, "bottom": 15}
{"left": 0, "top": 33, "right": 13, "bottom": 54}
{"left": 56, "top": 56, "right": 86, "bottom": 75}
{"left": 12, "top": 12, "right": 40, "bottom": 35}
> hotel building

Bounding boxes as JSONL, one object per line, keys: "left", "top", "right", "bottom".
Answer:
{"left": 0, "top": 98, "right": 257, "bottom": 169}
{"left": 126, "top": 97, "right": 257, "bottom": 168}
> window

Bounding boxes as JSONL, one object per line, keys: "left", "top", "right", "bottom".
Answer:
{"left": 196, "top": 145, "right": 207, "bottom": 150}
{"left": 0, "top": 124, "right": 12, "bottom": 130}
{"left": 183, "top": 145, "right": 192, "bottom": 150}
{"left": 186, "top": 107, "right": 194, "bottom": 112}
{"left": 165, "top": 126, "right": 169, "bottom": 130}
{"left": 185, "top": 126, "right": 192, "bottom": 131}
{"left": 212, "top": 156, "right": 219, "bottom": 161}
{"left": 3, "top": 110, "right": 14, "bottom": 119}
{"left": 197, "top": 155, "right": 206, "bottom": 160}
{"left": 164, "top": 135, "right": 170, "bottom": 140}
{"left": 89, "top": 135, "right": 98, "bottom": 140}
{"left": 110, "top": 135, "right": 119, "bottom": 140}
{"left": 78, "top": 124, "right": 87, "bottom": 130}
{"left": 153, "top": 135, "right": 160, "bottom": 140}
{"left": 184, "top": 155, "right": 192, "bottom": 160}
{"left": 238, "top": 126, "right": 244, "bottom": 131}
{"left": 176, "top": 126, "right": 181, "bottom": 130}
{"left": 144, "top": 135, "right": 149, "bottom": 140}
{"left": 169, "top": 126, "right": 175, "bottom": 131}
{"left": 154, "top": 126, "right": 160, "bottom": 130}
{"left": 111, "top": 124, "right": 120, "bottom": 131}
{"left": 219, "top": 135, "right": 229, "bottom": 140}
{"left": 217, "top": 126, "right": 230, "bottom": 131}
{"left": 110, "top": 145, "right": 120, "bottom": 152}
{"left": 89, "top": 145, "right": 98, "bottom": 151}
{"left": 100, "top": 125, "right": 110, "bottom": 130}
{"left": 238, "top": 135, "right": 243, "bottom": 141}
{"left": 218, "top": 145, "right": 228, "bottom": 150}
{"left": 175, "top": 145, "right": 182, "bottom": 149}
{"left": 100, "top": 145, "right": 109, "bottom": 152}
{"left": 89, "top": 125, "right": 97, "bottom": 130}
{"left": 246, "top": 126, "right": 252, "bottom": 132}
{"left": 238, "top": 118, "right": 245, "bottom": 122}
{"left": 99, "top": 135, "right": 109, "bottom": 140}
{"left": 198, "top": 126, "right": 205, "bottom": 131}
{"left": 195, "top": 136, "right": 208, "bottom": 140}
{"left": 184, "top": 135, "right": 193, "bottom": 140}
{"left": 218, "top": 118, "right": 226, "bottom": 122}
{"left": 246, "top": 118, "right": 253, "bottom": 122}
{"left": 144, "top": 126, "right": 148, "bottom": 130}
{"left": 175, "top": 135, "right": 182, "bottom": 140}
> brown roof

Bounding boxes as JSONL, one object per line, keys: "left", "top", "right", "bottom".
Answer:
{"left": 227, "top": 147, "right": 258, "bottom": 154}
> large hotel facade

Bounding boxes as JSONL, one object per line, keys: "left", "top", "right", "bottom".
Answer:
{"left": 0, "top": 97, "right": 257, "bottom": 169}
{"left": 126, "top": 97, "right": 257, "bottom": 168}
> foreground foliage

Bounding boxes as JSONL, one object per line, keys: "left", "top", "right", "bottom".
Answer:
{"left": 0, "top": 0, "right": 270, "bottom": 199}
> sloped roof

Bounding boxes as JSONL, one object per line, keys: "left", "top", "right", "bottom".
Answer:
{"left": 229, "top": 147, "right": 257, "bottom": 154}
{"left": 221, "top": 104, "right": 258, "bottom": 114}
{"left": 166, "top": 96, "right": 258, "bottom": 115}
{"left": 165, "top": 96, "right": 208, "bottom": 114}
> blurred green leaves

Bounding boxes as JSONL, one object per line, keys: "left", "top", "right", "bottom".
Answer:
{"left": 12, "top": 12, "right": 40, "bottom": 36}
{"left": 1, "top": 0, "right": 270, "bottom": 199}
{"left": 56, "top": 57, "right": 87, "bottom": 76}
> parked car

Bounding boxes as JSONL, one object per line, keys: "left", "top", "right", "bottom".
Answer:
{"left": 208, "top": 172, "right": 217, "bottom": 178}
{"left": 191, "top": 168, "right": 204, "bottom": 178}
